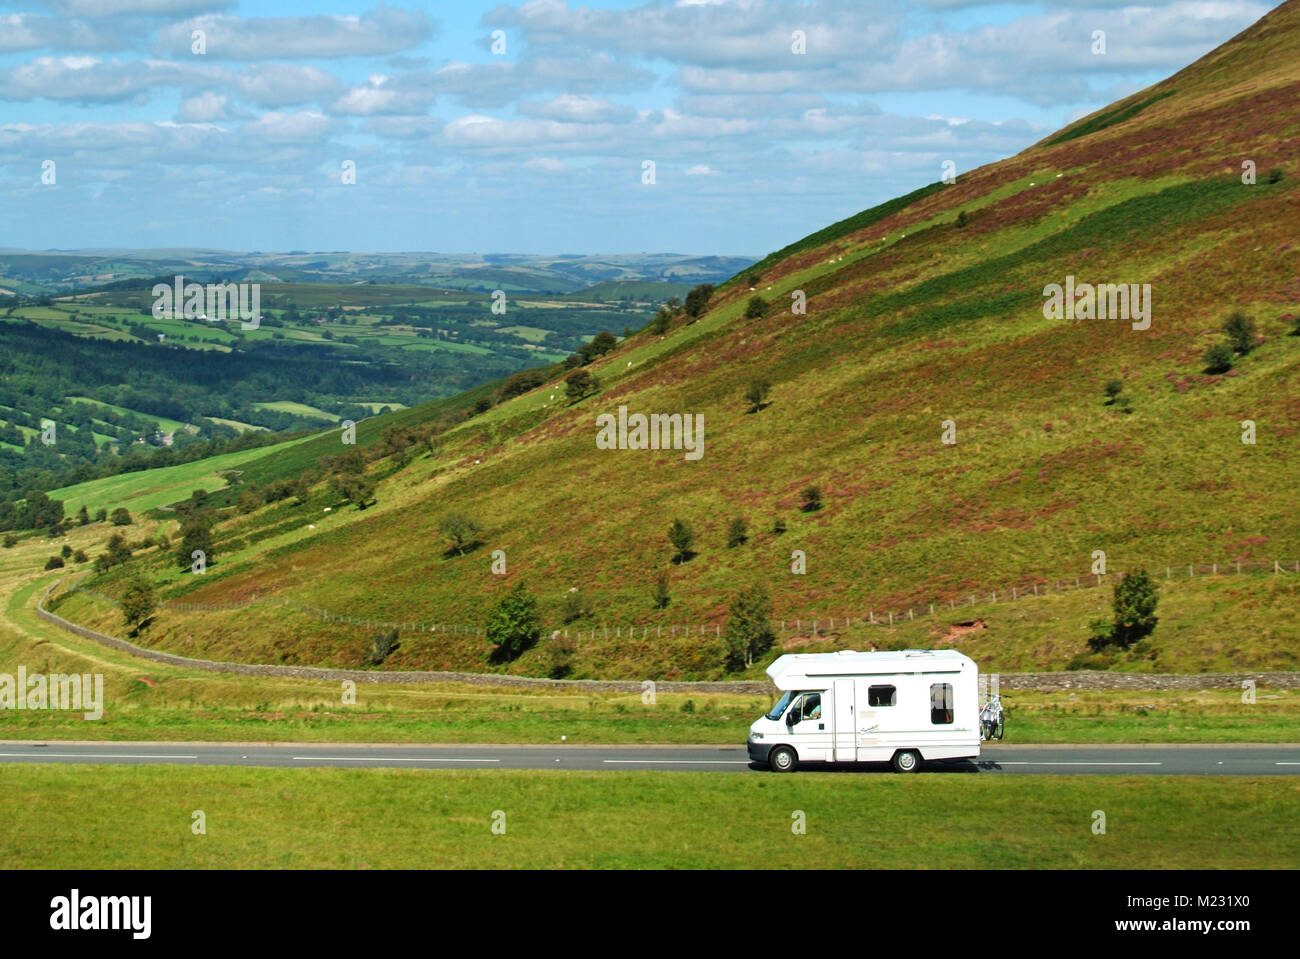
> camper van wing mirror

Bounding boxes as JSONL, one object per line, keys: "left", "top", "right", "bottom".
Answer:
{"left": 785, "top": 709, "right": 798, "bottom": 726}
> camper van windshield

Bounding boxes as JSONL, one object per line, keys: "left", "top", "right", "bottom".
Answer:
{"left": 767, "top": 691, "right": 794, "bottom": 720}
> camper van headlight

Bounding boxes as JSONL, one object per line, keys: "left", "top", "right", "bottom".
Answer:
{"left": 749, "top": 732, "right": 763, "bottom": 741}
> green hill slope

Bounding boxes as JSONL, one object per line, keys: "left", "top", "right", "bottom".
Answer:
{"left": 49, "top": 1, "right": 1300, "bottom": 679}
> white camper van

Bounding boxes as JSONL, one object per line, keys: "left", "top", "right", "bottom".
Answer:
{"left": 747, "top": 649, "right": 980, "bottom": 773}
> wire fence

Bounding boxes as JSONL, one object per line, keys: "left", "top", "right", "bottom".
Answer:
{"left": 63, "top": 558, "right": 1298, "bottom": 645}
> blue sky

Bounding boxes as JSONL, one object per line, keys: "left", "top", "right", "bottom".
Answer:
{"left": 0, "top": 0, "right": 1279, "bottom": 256}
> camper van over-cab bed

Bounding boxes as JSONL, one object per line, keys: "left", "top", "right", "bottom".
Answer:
{"left": 747, "top": 649, "right": 980, "bottom": 773}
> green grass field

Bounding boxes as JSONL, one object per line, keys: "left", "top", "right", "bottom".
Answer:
{"left": 45, "top": 435, "right": 318, "bottom": 515}
{"left": 2, "top": 764, "right": 1295, "bottom": 868}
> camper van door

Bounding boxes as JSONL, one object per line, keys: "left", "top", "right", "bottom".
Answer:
{"left": 788, "top": 690, "right": 830, "bottom": 761}
{"left": 832, "top": 679, "right": 855, "bottom": 761}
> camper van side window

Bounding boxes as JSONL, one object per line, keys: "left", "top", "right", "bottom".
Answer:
{"left": 868, "top": 685, "right": 896, "bottom": 707}
{"left": 930, "top": 684, "right": 954, "bottom": 724}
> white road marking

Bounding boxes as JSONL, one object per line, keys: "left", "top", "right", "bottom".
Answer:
{"left": 1275, "top": 762, "right": 1300, "bottom": 766}
{"left": 0, "top": 752, "right": 198, "bottom": 760}
{"left": 292, "top": 756, "right": 500, "bottom": 763}
{"left": 990, "top": 761, "right": 1162, "bottom": 766}
{"left": 602, "top": 759, "right": 751, "bottom": 765}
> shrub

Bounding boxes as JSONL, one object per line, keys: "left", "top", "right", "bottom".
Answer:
{"left": 586, "top": 330, "right": 618, "bottom": 358}
{"left": 94, "top": 509, "right": 107, "bottom": 522}
{"left": 2, "top": 534, "right": 16, "bottom": 548}
{"left": 120, "top": 576, "right": 156, "bottom": 635}
{"left": 772, "top": 516, "right": 786, "bottom": 535}
{"left": 745, "top": 272, "right": 762, "bottom": 288}
{"left": 100, "top": 532, "right": 133, "bottom": 570}
{"left": 800, "top": 486, "right": 823, "bottom": 512}
{"left": 651, "top": 570, "right": 670, "bottom": 610}
{"left": 726, "top": 517, "right": 748, "bottom": 548}
{"left": 1224, "top": 311, "right": 1256, "bottom": 354}
{"left": 499, "top": 368, "right": 547, "bottom": 399}
{"left": 363, "top": 629, "right": 400, "bottom": 667}
{"left": 668, "top": 518, "right": 695, "bottom": 564}
{"left": 1203, "top": 342, "right": 1234, "bottom": 373}
{"left": 744, "top": 378, "right": 770, "bottom": 413}
{"left": 1104, "top": 379, "right": 1123, "bottom": 402}
{"left": 73, "top": 549, "right": 88, "bottom": 564}
{"left": 1111, "top": 569, "right": 1159, "bottom": 648}
{"left": 110, "top": 507, "right": 132, "bottom": 526}
{"left": 437, "top": 513, "right": 483, "bottom": 557}
{"left": 683, "top": 283, "right": 715, "bottom": 318}
{"left": 330, "top": 471, "right": 375, "bottom": 510}
{"left": 545, "top": 630, "right": 577, "bottom": 679}
{"left": 44, "top": 555, "right": 64, "bottom": 570}
{"left": 77, "top": 506, "right": 90, "bottom": 526}
{"left": 60, "top": 544, "right": 73, "bottom": 558}
{"left": 485, "top": 580, "right": 542, "bottom": 664}
{"left": 743, "top": 295, "right": 768, "bottom": 319}
{"left": 559, "top": 590, "right": 587, "bottom": 624}
{"left": 1267, "top": 168, "right": 1284, "bottom": 184}
{"left": 956, "top": 210, "right": 968, "bottom": 228}
{"left": 176, "top": 516, "right": 214, "bottom": 571}
{"left": 680, "top": 699, "right": 696, "bottom": 713}
{"left": 723, "top": 584, "right": 776, "bottom": 671}
{"left": 564, "top": 369, "right": 599, "bottom": 402}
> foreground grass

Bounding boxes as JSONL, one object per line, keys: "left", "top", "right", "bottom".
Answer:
{"left": 3, "top": 765, "right": 1297, "bottom": 868}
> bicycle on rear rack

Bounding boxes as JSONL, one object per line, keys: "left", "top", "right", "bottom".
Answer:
{"left": 979, "top": 694, "right": 1004, "bottom": 741}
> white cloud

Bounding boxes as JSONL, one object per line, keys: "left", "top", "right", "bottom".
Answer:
{"left": 154, "top": 6, "right": 434, "bottom": 60}
{"left": 176, "top": 90, "right": 228, "bottom": 121}
{"left": 235, "top": 64, "right": 343, "bottom": 108}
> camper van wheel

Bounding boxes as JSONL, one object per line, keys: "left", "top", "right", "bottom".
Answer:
{"left": 769, "top": 746, "right": 797, "bottom": 773}
{"left": 891, "top": 749, "right": 921, "bottom": 774}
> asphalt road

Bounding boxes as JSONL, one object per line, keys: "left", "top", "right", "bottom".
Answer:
{"left": 0, "top": 741, "right": 1298, "bottom": 774}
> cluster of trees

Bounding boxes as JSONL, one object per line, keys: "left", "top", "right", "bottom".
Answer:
{"left": 1203, "top": 312, "right": 1258, "bottom": 373}
{"left": 0, "top": 489, "right": 64, "bottom": 532}
{"left": 645, "top": 283, "right": 717, "bottom": 336}
{"left": 325, "top": 449, "right": 376, "bottom": 511}
{"left": 481, "top": 578, "right": 775, "bottom": 677}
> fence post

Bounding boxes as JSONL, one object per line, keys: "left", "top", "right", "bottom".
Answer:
{"left": 889, "top": 612, "right": 893, "bottom": 625}
{"left": 1189, "top": 565, "right": 1193, "bottom": 578}
{"left": 1276, "top": 561, "right": 1282, "bottom": 575}
{"left": 908, "top": 609, "right": 913, "bottom": 621}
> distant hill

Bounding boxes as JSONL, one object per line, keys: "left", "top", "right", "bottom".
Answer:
{"left": 0, "top": 250, "right": 756, "bottom": 297}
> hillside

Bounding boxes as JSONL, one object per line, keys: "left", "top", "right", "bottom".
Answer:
{"left": 41, "top": 1, "right": 1300, "bottom": 680}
